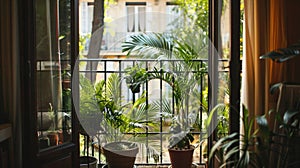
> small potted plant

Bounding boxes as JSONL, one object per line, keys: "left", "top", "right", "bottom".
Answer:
{"left": 131, "top": 67, "right": 201, "bottom": 168}
{"left": 46, "top": 103, "right": 59, "bottom": 146}
{"left": 98, "top": 74, "right": 157, "bottom": 168}
{"left": 167, "top": 116, "right": 196, "bottom": 168}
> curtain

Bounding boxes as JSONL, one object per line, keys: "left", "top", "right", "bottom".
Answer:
{"left": 0, "top": 0, "right": 21, "bottom": 167}
{"left": 267, "top": 0, "right": 287, "bottom": 126}
{"left": 127, "top": 6, "right": 135, "bottom": 32}
{"left": 242, "top": 0, "right": 269, "bottom": 121}
{"left": 138, "top": 7, "right": 146, "bottom": 32}
{"left": 242, "top": 0, "right": 287, "bottom": 122}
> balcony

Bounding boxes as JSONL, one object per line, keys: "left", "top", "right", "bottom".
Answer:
{"left": 77, "top": 58, "right": 229, "bottom": 167}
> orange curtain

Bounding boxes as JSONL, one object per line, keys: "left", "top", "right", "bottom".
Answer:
{"left": 267, "top": 0, "right": 287, "bottom": 129}
{"left": 242, "top": 0, "right": 287, "bottom": 120}
{"left": 242, "top": 0, "right": 269, "bottom": 121}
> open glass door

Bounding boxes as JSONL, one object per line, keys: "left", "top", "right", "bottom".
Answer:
{"left": 36, "top": 0, "right": 73, "bottom": 151}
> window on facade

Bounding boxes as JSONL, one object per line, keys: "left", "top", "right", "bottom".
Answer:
{"left": 126, "top": 3, "right": 146, "bottom": 33}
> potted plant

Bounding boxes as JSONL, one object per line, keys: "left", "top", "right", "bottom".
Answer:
{"left": 151, "top": 68, "right": 200, "bottom": 168}
{"left": 125, "top": 65, "right": 202, "bottom": 167}
{"left": 167, "top": 117, "right": 196, "bottom": 168}
{"left": 102, "top": 141, "right": 139, "bottom": 168}
{"left": 122, "top": 32, "right": 209, "bottom": 167}
{"left": 79, "top": 73, "right": 158, "bottom": 168}
{"left": 98, "top": 74, "right": 159, "bottom": 168}
{"left": 259, "top": 43, "right": 300, "bottom": 167}
{"left": 208, "top": 103, "right": 300, "bottom": 168}
{"left": 207, "top": 41, "right": 300, "bottom": 168}
{"left": 124, "top": 64, "right": 148, "bottom": 93}
{"left": 46, "top": 105, "right": 59, "bottom": 146}
{"left": 61, "top": 70, "right": 71, "bottom": 89}
{"left": 208, "top": 105, "right": 261, "bottom": 168}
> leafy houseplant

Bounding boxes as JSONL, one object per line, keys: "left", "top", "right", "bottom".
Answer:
{"left": 149, "top": 68, "right": 200, "bottom": 168}
{"left": 167, "top": 117, "right": 197, "bottom": 168}
{"left": 208, "top": 105, "right": 261, "bottom": 168}
{"left": 79, "top": 73, "right": 158, "bottom": 168}
{"left": 208, "top": 43, "right": 300, "bottom": 168}
{"left": 122, "top": 32, "right": 209, "bottom": 167}
{"left": 124, "top": 64, "right": 201, "bottom": 168}
{"left": 259, "top": 43, "right": 300, "bottom": 167}
{"left": 209, "top": 104, "right": 300, "bottom": 168}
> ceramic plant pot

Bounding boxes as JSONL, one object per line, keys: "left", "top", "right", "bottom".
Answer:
{"left": 168, "top": 146, "right": 195, "bottom": 168}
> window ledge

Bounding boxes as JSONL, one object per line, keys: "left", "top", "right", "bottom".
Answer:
{"left": 0, "top": 123, "right": 12, "bottom": 142}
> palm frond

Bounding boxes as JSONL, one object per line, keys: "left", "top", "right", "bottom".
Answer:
{"left": 106, "top": 73, "right": 122, "bottom": 106}
{"left": 260, "top": 42, "right": 300, "bottom": 62}
{"left": 152, "top": 98, "right": 173, "bottom": 116}
{"left": 122, "top": 33, "right": 174, "bottom": 59}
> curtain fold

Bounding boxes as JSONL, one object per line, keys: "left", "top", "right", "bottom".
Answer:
{"left": 242, "top": 0, "right": 287, "bottom": 121}
{"left": 267, "top": 0, "right": 287, "bottom": 129}
{"left": 242, "top": 0, "right": 269, "bottom": 120}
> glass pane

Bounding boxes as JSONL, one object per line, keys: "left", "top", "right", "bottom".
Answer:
{"left": 217, "top": 0, "right": 231, "bottom": 138}
{"left": 36, "top": 0, "right": 72, "bottom": 151}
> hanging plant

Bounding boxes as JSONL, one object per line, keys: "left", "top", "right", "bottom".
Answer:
{"left": 124, "top": 64, "right": 148, "bottom": 93}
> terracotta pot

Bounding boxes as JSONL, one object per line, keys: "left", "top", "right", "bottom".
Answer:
{"left": 168, "top": 146, "right": 195, "bottom": 168}
{"left": 102, "top": 142, "right": 138, "bottom": 168}
{"left": 47, "top": 132, "right": 59, "bottom": 146}
{"left": 62, "top": 80, "right": 71, "bottom": 89}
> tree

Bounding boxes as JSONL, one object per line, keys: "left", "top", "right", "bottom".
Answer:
{"left": 85, "top": 0, "right": 105, "bottom": 83}
{"left": 172, "top": 0, "right": 209, "bottom": 35}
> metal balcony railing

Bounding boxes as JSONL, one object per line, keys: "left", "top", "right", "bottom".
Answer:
{"left": 78, "top": 58, "right": 230, "bottom": 167}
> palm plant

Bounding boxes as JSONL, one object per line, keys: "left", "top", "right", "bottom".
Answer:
{"left": 122, "top": 32, "right": 208, "bottom": 70}
{"left": 206, "top": 40, "right": 300, "bottom": 168}
{"left": 150, "top": 67, "right": 199, "bottom": 149}
{"left": 122, "top": 32, "right": 211, "bottom": 167}
{"left": 122, "top": 32, "right": 207, "bottom": 114}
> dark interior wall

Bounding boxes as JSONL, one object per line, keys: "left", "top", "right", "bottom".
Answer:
{"left": 0, "top": 0, "right": 13, "bottom": 123}
{"left": 285, "top": 0, "right": 300, "bottom": 83}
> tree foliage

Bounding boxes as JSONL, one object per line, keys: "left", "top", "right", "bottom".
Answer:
{"left": 172, "top": 0, "right": 209, "bottom": 35}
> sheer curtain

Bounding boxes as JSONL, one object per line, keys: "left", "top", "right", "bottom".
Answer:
{"left": 242, "top": 0, "right": 287, "bottom": 122}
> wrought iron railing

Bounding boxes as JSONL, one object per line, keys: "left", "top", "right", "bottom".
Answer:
{"left": 78, "top": 58, "right": 229, "bottom": 166}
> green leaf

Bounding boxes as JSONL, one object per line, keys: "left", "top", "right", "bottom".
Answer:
{"left": 283, "top": 110, "right": 300, "bottom": 124}
{"left": 256, "top": 115, "right": 270, "bottom": 136}
{"left": 260, "top": 42, "right": 300, "bottom": 62}
{"left": 269, "top": 83, "right": 282, "bottom": 94}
